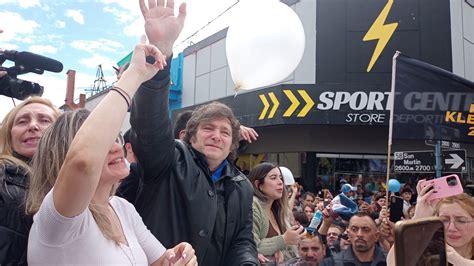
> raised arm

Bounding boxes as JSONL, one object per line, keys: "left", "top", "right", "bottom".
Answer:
{"left": 53, "top": 43, "right": 165, "bottom": 218}
{"left": 130, "top": 0, "right": 187, "bottom": 184}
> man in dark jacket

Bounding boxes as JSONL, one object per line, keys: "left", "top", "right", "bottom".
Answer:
{"left": 128, "top": 0, "right": 258, "bottom": 265}
{"left": 321, "top": 214, "right": 387, "bottom": 266}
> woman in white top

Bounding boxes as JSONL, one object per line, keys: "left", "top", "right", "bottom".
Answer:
{"left": 25, "top": 41, "right": 196, "bottom": 265}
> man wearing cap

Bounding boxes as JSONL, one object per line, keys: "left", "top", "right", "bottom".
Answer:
{"left": 331, "top": 184, "right": 358, "bottom": 220}
{"left": 341, "top": 183, "right": 357, "bottom": 198}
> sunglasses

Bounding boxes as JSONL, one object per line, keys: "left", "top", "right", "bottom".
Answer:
{"left": 340, "top": 234, "right": 349, "bottom": 240}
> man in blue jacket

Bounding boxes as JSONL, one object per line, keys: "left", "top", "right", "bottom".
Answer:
{"left": 128, "top": 0, "right": 258, "bottom": 265}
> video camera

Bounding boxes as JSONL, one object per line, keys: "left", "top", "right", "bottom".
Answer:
{"left": 0, "top": 50, "right": 63, "bottom": 100}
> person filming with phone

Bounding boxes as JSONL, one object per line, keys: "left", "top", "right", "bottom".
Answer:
{"left": 414, "top": 177, "right": 474, "bottom": 265}
{"left": 387, "top": 175, "right": 474, "bottom": 265}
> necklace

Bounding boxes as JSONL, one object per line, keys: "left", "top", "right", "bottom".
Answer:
{"left": 108, "top": 202, "right": 135, "bottom": 265}
{"left": 119, "top": 243, "right": 136, "bottom": 265}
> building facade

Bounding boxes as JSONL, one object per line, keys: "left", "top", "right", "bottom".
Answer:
{"left": 91, "top": 0, "right": 474, "bottom": 192}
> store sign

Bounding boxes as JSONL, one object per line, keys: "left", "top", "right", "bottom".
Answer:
{"left": 233, "top": 84, "right": 392, "bottom": 126}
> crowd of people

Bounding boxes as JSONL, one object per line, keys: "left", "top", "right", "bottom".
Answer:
{"left": 0, "top": 0, "right": 473, "bottom": 265}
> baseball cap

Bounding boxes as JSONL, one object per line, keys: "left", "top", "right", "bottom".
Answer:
{"left": 341, "top": 184, "right": 357, "bottom": 193}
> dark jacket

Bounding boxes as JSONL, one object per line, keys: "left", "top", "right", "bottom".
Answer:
{"left": 117, "top": 162, "right": 140, "bottom": 204}
{"left": 0, "top": 160, "right": 32, "bottom": 265}
{"left": 129, "top": 64, "right": 258, "bottom": 265}
{"left": 321, "top": 244, "right": 387, "bottom": 266}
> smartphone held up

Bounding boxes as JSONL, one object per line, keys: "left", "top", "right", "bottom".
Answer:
{"left": 394, "top": 217, "right": 447, "bottom": 266}
{"left": 420, "top": 174, "right": 463, "bottom": 202}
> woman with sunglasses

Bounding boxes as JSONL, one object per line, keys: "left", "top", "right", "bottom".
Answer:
{"left": 25, "top": 42, "right": 196, "bottom": 265}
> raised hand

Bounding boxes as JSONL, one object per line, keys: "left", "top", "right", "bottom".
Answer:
{"left": 413, "top": 179, "right": 439, "bottom": 219}
{"left": 239, "top": 125, "right": 259, "bottom": 143}
{"left": 125, "top": 36, "right": 166, "bottom": 83}
{"left": 139, "top": 0, "right": 187, "bottom": 57}
{"left": 290, "top": 183, "right": 299, "bottom": 195}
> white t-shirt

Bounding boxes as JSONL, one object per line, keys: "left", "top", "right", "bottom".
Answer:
{"left": 28, "top": 190, "right": 165, "bottom": 265}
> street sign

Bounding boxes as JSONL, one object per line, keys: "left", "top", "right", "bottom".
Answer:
{"left": 425, "top": 139, "right": 461, "bottom": 150}
{"left": 394, "top": 150, "right": 467, "bottom": 173}
{"left": 442, "top": 150, "right": 466, "bottom": 172}
{"left": 394, "top": 151, "right": 436, "bottom": 173}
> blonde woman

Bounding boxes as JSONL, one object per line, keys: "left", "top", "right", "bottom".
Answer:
{"left": 26, "top": 42, "right": 196, "bottom": 265}
{"left": 387, "top": 180, "right": 474, "bottom": 265}
{"left": 0, "top": 97, "right": 60, "bottom": 264}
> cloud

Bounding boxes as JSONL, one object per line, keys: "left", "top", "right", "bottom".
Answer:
{"left": 70, "top": 38, "right": 124, "bottom": 53}
{"left": 55, "top": 20, "right": 66, "bottom": 28}
{"left": 100, "top": 0, "right": 141, "bottom": 15}
{"left": 123, "top": 18, "right": 144, "bottom": 37}
{"left": 0, "top": 12, "right": 39, "bottom": 41}
{"left": 1, "top": 43, "right": 19, "bottom": 50}
{"left": 15, "top": 36, "right": 35, "bottom": 44}
{"left": 0, "top": 0, "right": 40, "bottom": 8}
{"left": 18, "top": 0, "right": 40, "bottom": 8}
{"left": 99, "top": 0, "right": 144, "bottom": 36}
{"left": 29, "top": 45, "right": 58, "bottom": 54}
{"left": 79, "top": 54, "right": 118, "bottom": 69}
{"left": 66, "top": 9, "right": 84, "bottom": 25}
{"left": 103, "top": 6, "right": 136, "bottom": 23}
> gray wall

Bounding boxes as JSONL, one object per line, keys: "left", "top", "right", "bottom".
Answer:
{"left": 182, "top": 0, "right": 474, "bottom": 107}
{"left": 451, "top": 0, "right": 474, "bottom": 81}
{"left": 181, "top": 0, "right": 316, "bottom": 107}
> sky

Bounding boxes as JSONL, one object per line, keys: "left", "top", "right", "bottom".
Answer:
{"left": 0, "top": 0, "right": 241, "bottom": 120}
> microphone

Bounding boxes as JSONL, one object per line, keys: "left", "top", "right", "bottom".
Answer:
{"left": 1, "top": 50, "right": 63, "bottom": 73}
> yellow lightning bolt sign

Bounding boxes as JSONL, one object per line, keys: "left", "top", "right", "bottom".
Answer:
{"left": 363, "top": 0, "right": 398, "bottom": 72}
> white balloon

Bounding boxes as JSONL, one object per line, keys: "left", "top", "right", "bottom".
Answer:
{"left": 226, "top": 0, "right": 305, "bottom": 91}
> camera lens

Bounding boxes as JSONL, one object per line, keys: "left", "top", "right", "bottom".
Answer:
{"left": 446, "top": 176, "right": 457, "bottom": 186}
